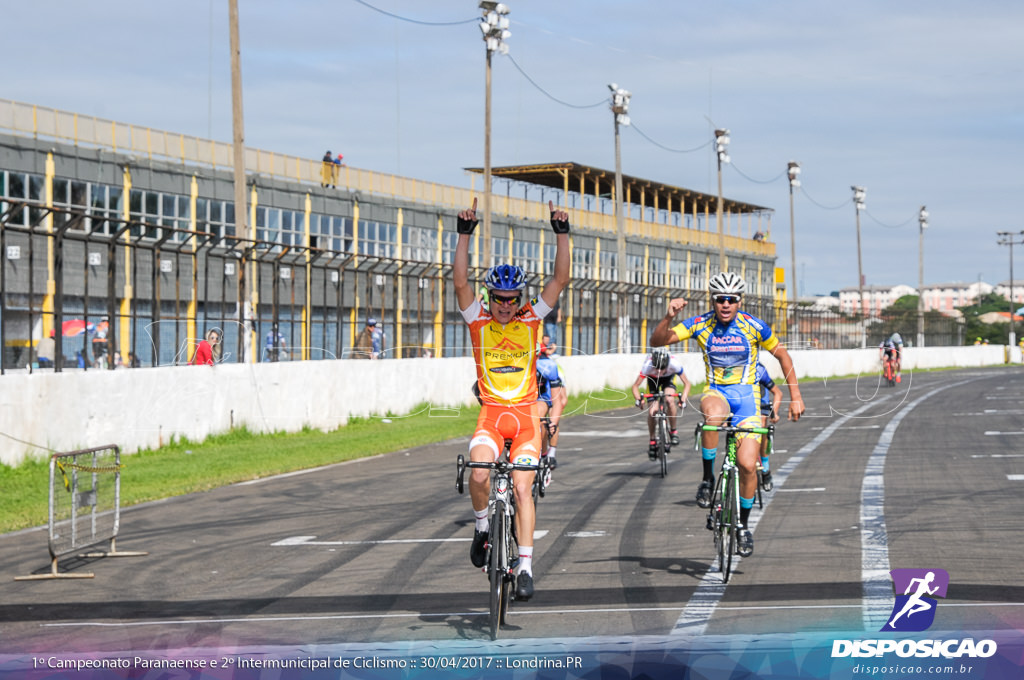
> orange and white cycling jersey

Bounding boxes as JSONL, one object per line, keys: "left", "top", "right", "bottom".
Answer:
{"left": 461, "top": 297, "right": 551, "bottom": 406}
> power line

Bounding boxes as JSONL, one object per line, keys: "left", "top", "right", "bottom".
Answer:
{"left": 865, "top": 209, "right": 916, "bottom": 229}
{"left": 729, "top": 162, "right": 786, "bottom": 184}
{"left": 629, "top": 121, "right": 711, "bottom": 153}
{"left": 352, "top": 0, "right": 478, "bottom": 26}
{"left": 506, "top": 55, "right": 608, "bottom": 109}
{"left": 799, "top": 186, "right": 850, "bottom": 211}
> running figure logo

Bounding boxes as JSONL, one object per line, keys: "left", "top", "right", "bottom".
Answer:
{"left": 881, "top": 568, "right": 949, "bottom": 632}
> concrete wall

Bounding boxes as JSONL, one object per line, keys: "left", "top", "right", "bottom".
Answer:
{"left": 1, "top": 345, "right": 1018, "bottom": 466}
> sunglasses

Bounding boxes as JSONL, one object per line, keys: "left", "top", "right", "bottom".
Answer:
{"left": 491, "top": 294, "right": 521, "bottom": 306}
{"left": 713, "top": 295, "right": 741, "bottom": 305}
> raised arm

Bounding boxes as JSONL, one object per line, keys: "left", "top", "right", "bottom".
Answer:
{"left": 540, "top": 200, "right": 571, "bottom": 308}
{"left": 454, "top": 198, "right": 479, "bottom": 311}
{"left": 649, "top": 297, "right": 688, "bottom": 347}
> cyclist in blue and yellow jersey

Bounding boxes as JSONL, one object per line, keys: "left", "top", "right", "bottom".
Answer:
{"left": 630, "top": 347, "right": 693, "bottom": 459}
{"left": 536, "top": 341, "right": 567, "bottom": 469}
{"left": 754, "top": 361, "right": 783, "bottom": 490}
{"left": 649, "top": 272, "right": 804, "bottom": 557}
{"left": 454, "top": 197, "right": 570, "bottom": 602}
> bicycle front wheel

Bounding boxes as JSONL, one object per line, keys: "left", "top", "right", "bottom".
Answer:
{"left": 721, "top": 472, "right": 737, "bottom": 583}
{"left": 656, "top": 417, "right": 668, "bottom": 477}
{"left": 488, "top": 502, "right": 508, "bottom": 640}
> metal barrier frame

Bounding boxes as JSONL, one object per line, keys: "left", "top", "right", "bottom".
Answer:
{"left": 14, "top": 444, "right": 146, "bottom": 581}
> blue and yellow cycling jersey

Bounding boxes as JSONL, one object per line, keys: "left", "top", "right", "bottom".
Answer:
{"left": 671, "top": 310, "right": 779, "bottom": 386}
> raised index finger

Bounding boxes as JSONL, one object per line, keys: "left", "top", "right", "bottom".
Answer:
{"left": 470, "top": 197, "right": 478, "bottom": 213}
{"left": 548, "top": 199, "right": 555, "bottom": 213}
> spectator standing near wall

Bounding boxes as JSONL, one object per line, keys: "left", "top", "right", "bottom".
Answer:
{"left": 92, "top": 316, "right": 110, "bottom": 368}
{"left": 36, "top": 329, "right": 56, "bottom": 368}
{"left": 352, "top": 318, "right": 380, "bottom": 359}
{"left": 191, "top": 329, "right": 221, "bottom": 366}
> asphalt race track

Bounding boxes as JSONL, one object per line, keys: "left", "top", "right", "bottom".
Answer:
{"left": 1, "top": 366, "right": 1022, "bottom": 661}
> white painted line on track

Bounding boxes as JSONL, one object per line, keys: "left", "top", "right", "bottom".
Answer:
{"left": 985, "top": 431, "right": 1024, "bottom": 436}
{"left": 559, "top": 429, "right": 649, "bottom": 438}
{"left": 776, "top": 487, "right": 827, "bottom": 493}
{"left": 811, "top": 425, "right": 880, "bottom": 431}
{"left": 1008, "top": 475, "right": 1024, "bottom": 481}
{"left": 273, "top": 530, "right": 549, "bottom": 547}
{"left": 860, "top": 379, "right": 972, "bottom": 632}
{"left": 971, "top": 454, "right": 1024, "bottom": 458}
{"left": 672, "top": 397, "right": 885, "bottom": 637}
{"left": 41, "top": 601, "right": 1024, "bottom": 631}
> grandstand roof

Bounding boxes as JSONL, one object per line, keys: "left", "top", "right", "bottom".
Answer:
{"left": 465, "top": 162, "right": 771, "bottom": 216}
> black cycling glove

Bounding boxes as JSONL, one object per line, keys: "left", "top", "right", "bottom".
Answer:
{"left": 457, "top": 213, "right": 479, "bottom": 235}
{"left": 550, "top": 212, "right": 570, "bottom": 234}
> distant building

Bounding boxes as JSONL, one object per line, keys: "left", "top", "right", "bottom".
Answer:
{"left": 838, "top": 284, "right": 917, "bottom": 316}
{"left": 993, "top": 280, "right": 1024, "bottom": 305}
{"left": 920, "top": 281, "right": 992, "bottom": 313}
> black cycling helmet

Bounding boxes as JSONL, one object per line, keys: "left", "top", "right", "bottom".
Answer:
{"left": 484, "top": 264, "right": 526, "bottom": 292}
{"left": 651, "top": 347, "right": 670, "bottom": 370}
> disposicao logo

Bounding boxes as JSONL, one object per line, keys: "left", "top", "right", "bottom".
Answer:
{"left": 831, "top": 568, "right": 998, "bottom": 659}
{"left": 882, "top": 568, "right": 949, "bottom": 632}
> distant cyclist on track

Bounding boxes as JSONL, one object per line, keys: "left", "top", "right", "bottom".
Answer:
{"left": 536, "top": 341, "right": 566, "bottom": 469}
{"left": 755, "top": 361, "right": 783, "bottom": 490}
{"left": 649, "top": 272, "right": 804, "bottom": 558}
{"left": 630, "top": 347, "right": 692, "bottom": 459}
{"left": 454, "top": 197, "right": 570, "bottom": 602}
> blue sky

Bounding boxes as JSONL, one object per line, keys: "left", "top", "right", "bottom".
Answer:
{"left": 5, "top": 0, "right": 1023, "bottom": 296}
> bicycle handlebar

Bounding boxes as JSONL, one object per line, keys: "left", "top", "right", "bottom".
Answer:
{"left": 700, "top": 424, "right": 771, "bottom": 435}
{"left": 465, "top": 460, "right": 540, "bottom": 472}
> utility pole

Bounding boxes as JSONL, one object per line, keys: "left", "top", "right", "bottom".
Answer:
{"left": 610, "top": 84, "right": 631, "bottom": 353}
{"left": 917, "top": 206, "right": 928, "bottom": 348}
{"left": 715, "top": 129, "right": 730, "bottom": 272}
{"left": 787, "top": 161, "right": 800, "bottom": 345}
{"left": 852, "top": 186, "right": 866, "bottom": 347}
{"left": 478, "top": 2, "right": 510, "bottom": 269}
{"left": 228, "top": 0, "right": 251, "bottom": 362}
{"left": 997, "top": 230, "right": 1024, "bottom": 347}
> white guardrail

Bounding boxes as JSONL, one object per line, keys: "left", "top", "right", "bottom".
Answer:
{"left": 0, "top": 345, "right": 1019, "bottom": 467}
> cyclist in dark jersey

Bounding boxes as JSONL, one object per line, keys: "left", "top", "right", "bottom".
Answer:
{"left": 755, "top": 362, "right": 783, "bottom": 490}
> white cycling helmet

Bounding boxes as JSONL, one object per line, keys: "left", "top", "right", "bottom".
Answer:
{"left": 708, "top": 271, "right": 746, "bottom": 296}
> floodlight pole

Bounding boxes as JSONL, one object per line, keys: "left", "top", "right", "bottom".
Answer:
{"left": 852, "top": 185, "right": 866, "bottom": 347}
{"left": 917, "top": 206, "right": 928, "bottom": 348}
{"left": 715, "top": 129, "right": 730, "bottom": 272}
{"left": 997, "top": 230, "right": 1024, "bottom": 347}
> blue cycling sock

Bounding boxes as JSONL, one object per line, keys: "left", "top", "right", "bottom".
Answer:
{"left": 761, "top": 456, "right": 770, "bottom": 472}
{"left": 740, "top": 496, "right": 754, "bottom": 510}
{"left": 701, "top": 447, "right": 717, "bottom": 461}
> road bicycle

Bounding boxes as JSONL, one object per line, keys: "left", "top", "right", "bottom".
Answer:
{"left": 695, "top": 422, "right": 769, "bottom": 583}
{"left": 456, "top": 440, "right": 538, "bottom": 640}
{"left": 532, "top": 416, "right": 555, "bottom": 506}
{"left": 643, "top": 391, "right": 681, "bottom": 478}
{"left": 754, "top": 423, "right": 775, "bottom": 509}
{"left": 882, "top": 355, "right": 897, "bottom": 387}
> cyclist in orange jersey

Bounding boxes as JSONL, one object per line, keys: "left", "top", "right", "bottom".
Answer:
{"left": 455, "top": 197, "right": 570, "bottom": 601}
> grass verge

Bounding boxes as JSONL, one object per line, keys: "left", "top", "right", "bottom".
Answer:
{"left": 0, "top": 386, "right": 635, "bottom": 535}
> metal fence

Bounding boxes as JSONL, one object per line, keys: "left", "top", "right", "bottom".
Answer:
{"left": 14, "top": 445, "right": 146, "bottom": 580}
{"left": 1, "top": 201, "right": 963, "bottom": 373}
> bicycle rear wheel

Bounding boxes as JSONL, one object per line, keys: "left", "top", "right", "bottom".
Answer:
{"left": 488, "top": 502, "right": 507, "bottom": 640}
{"left": 656, "top": 417, "right": 668, "bottom": 478}
{"left": 721, "top": 471, "right": 737, "bottom": 583}
{"left": 755, "top": 465, "right": 764, "bottom": 509}
{"left": 711, "top": 474, "right": 725, "bottom": 573}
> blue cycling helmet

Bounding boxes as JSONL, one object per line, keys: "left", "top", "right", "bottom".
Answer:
{"left": 484, "top": 264, "right": 526, "bottom": 292}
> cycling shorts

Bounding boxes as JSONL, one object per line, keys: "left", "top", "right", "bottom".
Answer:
{"left": 702, "top": 383, "right": 762, "bottom": 438}
{"left": 759, "top": 398, "right": 773, "bottom": 417}
{"left": 470, "top": 402, "right": 542, "bottom": 466}
{"left": 646, "top": 375, "right": 678, "bottom": 393}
